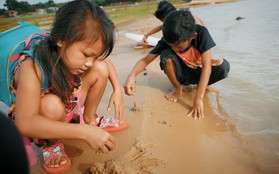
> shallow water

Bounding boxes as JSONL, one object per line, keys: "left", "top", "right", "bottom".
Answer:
{"left": 191, "top": 0, "right": 279, "bottom": 163}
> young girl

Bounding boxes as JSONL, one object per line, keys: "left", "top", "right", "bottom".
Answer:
{"left": 7, "top": 0, "right": 123, "bottom": 173}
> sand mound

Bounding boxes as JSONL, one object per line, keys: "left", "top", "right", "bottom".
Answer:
{"left": 89, "top": 140, "right": 164, "bottom": 174}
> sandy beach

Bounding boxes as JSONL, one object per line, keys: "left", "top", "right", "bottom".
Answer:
{"left": 30, "top": 0, "right": 279, "bottom": 173}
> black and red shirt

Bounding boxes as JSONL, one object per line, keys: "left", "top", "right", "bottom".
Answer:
{"left": 150, "top": 25, "right": 216, "bottom": 69}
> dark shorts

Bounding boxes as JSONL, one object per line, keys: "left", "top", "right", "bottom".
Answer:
{"left": 159, "top": 49, "right": 230, "bottom": 85}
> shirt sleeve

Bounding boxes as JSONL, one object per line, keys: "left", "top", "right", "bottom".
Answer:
{"left": 194, "top": 25, "right": 216, "bottom": 54}
{"left": 149, "top": 37, "right": 170, "bottom": 55}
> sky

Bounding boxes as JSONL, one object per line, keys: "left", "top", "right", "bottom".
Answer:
{"left": 0, "top": 0, "right": 70, "bottom": 9}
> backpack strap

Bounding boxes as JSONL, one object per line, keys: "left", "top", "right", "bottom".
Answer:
{"left": 9, "top": 33, "right": 48, "bottom": 62}
{"left": 24, "top": 33, "right": 48, "bottom": 50}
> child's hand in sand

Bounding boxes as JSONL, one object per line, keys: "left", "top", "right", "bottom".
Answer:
{"left": 187, "top": 98, "right": 204, "bottom": 120}
{"left": 123, "top": 77, "right": 136, "bottom": 96}
{"left": 85, "top": 125, "right": 117, "bottom": 153}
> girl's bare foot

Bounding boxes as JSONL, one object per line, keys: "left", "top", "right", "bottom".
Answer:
{"left": 164, "top": 86, "right": 182, "bottom": 102}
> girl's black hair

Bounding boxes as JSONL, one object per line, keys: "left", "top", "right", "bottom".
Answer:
{"left": 154, "top": 1, "right": 176, "bottom": 21}
{"left": 163, "top": 9, "right": 195, "bottom": 44}
{"left": 34, "top": 0, "right": 115, "bottom": 104}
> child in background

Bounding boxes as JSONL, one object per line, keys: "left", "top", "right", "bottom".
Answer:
{"left": 140, "top": 1, "right": 205, "bottom": 46}
{"left": 124, "top": 9, "right": 230, "bottom": 120}
{"left": 3, "top": 0, "right": 123, "bottom": 173}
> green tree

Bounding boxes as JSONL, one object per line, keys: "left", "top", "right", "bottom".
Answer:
{"left": 16, "top": 1, "right": 32, "bottom": 13}
{"left": 89, "top": 0, "right": 106, "bottom": 6}
{"left": 47, "top": 0, "right": 55, "bottom": 7}
{"left": 33, "top": 2, "right": 47, "bottom": 9}
{"left": 4, "top": 0, "right": 32, "bottom": 13}
{"left": 4, "top": 0, "right": 19, "bottom": 11}
{"left": 0, "top": 8, "right": 6, "bottom": 15}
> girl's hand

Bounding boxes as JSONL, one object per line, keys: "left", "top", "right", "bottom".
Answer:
{"left": 107, "top": 89, "right": 124, "bottom": 120}
{"left": 187, "top": 98, "right": 204, "bottom": 120}
{"left": 84, "top": 125, "right": 117, "bottom": 153}
{"left": 123, "top": 77, "right": 136, "bottom": 96}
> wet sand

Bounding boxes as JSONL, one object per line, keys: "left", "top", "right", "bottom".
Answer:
{"left": 31, "top": 1, "right": 277, "bottom": 173}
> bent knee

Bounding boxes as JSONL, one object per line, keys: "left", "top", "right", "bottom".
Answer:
{"left": 40, "top": 94, "right": 65, "bottom": 121}
{"left": 89, "top": 61, "right": 109, "bottom": 79}
{"left": 220, "top": 59, "right": 230, "bottom": 77}
{"left": 208, "top": 59, "right": 230, "bottom": 85}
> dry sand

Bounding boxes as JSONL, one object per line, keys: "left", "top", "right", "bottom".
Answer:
{"left": 31, "top": 1, "right": 268, "bottom": 173}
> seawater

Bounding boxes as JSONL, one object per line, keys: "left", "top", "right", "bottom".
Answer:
{"left": 191, "top": 0, "right": 279, "bottom": 164}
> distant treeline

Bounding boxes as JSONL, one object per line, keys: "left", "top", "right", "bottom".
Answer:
{"left": 0, "top": 0, "right": 143, "bottom": 15}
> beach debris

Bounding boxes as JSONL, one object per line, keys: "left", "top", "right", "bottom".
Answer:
{"left": 236, "top": 16, "right": 244, "bottom": 20}
{"left": 132, "top": 101, "right": 141, "bottom": 112}
{"left": 158, "top": 120, "right": 167, "bottom": 125}
{"left": 88, "top": 140, "right": 164, "bottom": 174}
{"left": 158, "top": 120, "right": 171, "bottom": 127}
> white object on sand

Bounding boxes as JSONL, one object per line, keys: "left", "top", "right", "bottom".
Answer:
{"left": 125, "top": 32, "right": 160, "bottom": 47}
